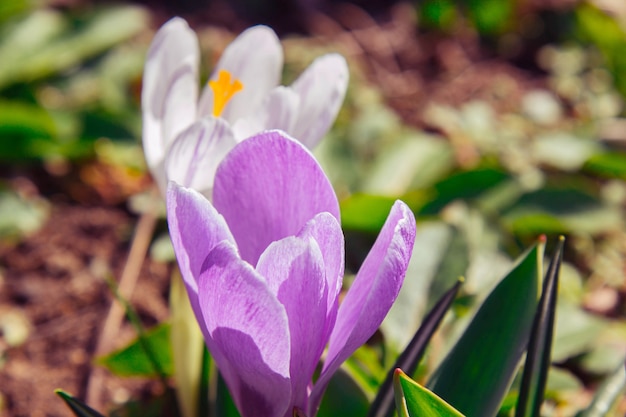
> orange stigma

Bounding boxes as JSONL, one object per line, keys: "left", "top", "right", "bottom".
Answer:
{"left": 209, "top": 69, "right": 243, "bottom": 117}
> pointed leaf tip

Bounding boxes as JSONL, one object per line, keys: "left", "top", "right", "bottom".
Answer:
{"left": 428, "top": 244, "right": 541, "bottom": 417}
{"left": 55, "top": 390, "right": 106, "bottom": 417}
{"left": 515, "top": 238, "right": 564, "bottom": 417}
{"left": 394, "top": 370, "right": 465, "bottom": 417}
{"left": 393, "top": 369, "right": 410, "bottom": 417}
{"left": 368, "top": 279, "right": 461, "bottom": 417}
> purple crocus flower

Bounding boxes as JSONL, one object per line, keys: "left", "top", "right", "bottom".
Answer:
{"left": 167, "top": 130, "right": 416, "bottom": 417}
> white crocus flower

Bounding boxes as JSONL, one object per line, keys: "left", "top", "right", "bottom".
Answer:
{"left": 142, "top": 17, "right": 349, "bottom": 197}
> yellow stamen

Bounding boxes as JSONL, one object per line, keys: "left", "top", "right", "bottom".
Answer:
{"left": 209, "top": 69, "right": 243, "bottom": 117}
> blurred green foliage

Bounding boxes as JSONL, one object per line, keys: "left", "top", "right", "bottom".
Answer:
{"left": 0, "top": 4, "right": 146, "bottom": 162}
{"left": 575, "top": 3, "right": 626, "bottom": 98}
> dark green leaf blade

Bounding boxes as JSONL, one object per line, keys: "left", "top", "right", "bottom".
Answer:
{"left": 216, "top": 372, "right": 242, "bottom": 417}
{"left": 393, "top": 369, "right": 464, "bottom": 417}
{"left": 427, "top": 242, "right": 543, "bottom": 417}
{"left": 198, "top": 347, "right": 211, "bottom": 417}
{"left": 516, "top": 237, "right": 564, "bottom": 417}
{"left": 317, "top": 368, "right": 370, "bottom": 417}
{"left": 419, "top": 168, "right": 510, "bottom": 216}
{"left": 368, "top": 279, "right": 462, "bottom": 417}
{"left": 54, "top": 390, "right": 106, "bottom": 417}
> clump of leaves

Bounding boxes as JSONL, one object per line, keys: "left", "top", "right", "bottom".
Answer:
{"left": 58, "top": 237, "right": 624, "bottom": 417}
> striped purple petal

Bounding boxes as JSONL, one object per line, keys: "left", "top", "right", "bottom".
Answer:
{"left": 213, "top": 130, "right": 340, "bottom": 265}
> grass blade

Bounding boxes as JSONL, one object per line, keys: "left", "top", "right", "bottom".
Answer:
{"left": 104, "top": 274, "right": 168, "bottom": 384}
{"left": 368, "top": 279, "right": 462, "bottom": 417}
{"left": 515, "top": 237, "right": 564, "bottom": 417}
{"left": 427, "top": 241, "right": 544, "bottom": 417}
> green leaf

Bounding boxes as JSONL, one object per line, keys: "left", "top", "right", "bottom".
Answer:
{"left": 55, "top": 390, "right": 105, "bottom": 417}
{"left": 394, "top": 369, "right": 464, "bottom": 417}
{"left": 515, "top": 237, "right": 564, "bottom": 417}
{"left": 503, "top": 188, "right": 622, "bottom": 235}
{"left": 584, "top": 152, "right": 626, "bottom": 180}
{"left": 0, "top": 10, "right": 67, "bottom": 70}
{"left": 506, "top": 213, "right": 568, "bottom": 236}
{"left": 340, "top": 194, "right": 398, "bottom": 233}
{"left": 342, "top": 344, "right": 387, "bottom": 396}
{"left": 0, "top": 0, "right": 31, "bottom": 23}
{"left": 419, "top": 0, "right": 457, "bottom": 31}
{"left": 466, "top": 0, "right": 513, "bottom": 35}
{"left": 0, "top": 5, "right": 147, "bottom": 88}
{"left": 576, "top": 3, "right": 625, "bottom": 48}
{"left": 318, "top": 368, "right": 370, "bottom": 417}
{"left": 198, "top": 347, "right": 211, "bottom": 417}
{"left": 216, "top": 372, "right": 242, "bottom": 417}
{"left": 0, "top": 99, "right": 57, "bottom": 138}
{"left": 0, "top": 100, "right": 92, "bottom": 161}
{"left": 575, "top": 3, "right": 626, "bottom": 97}
{"left": 97, "top": 323, "right": 173, "bottom": 377}
{"left": 427, "top": 242, "right": 543, "bottom": 417}
{"left": 368, "top": 279, "right": 462, "bottom": 417}
{"left": 419, "top": 168, "right": 510, "bottom": 215}
{"left": 362, "top": 133, "right": 454, "bottom": 196}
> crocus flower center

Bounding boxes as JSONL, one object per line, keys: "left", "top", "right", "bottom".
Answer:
{"left": 209, "top": 69, "right": 244, "bottom": 117}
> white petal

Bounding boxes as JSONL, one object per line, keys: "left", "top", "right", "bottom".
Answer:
{"left": 290, "top": 54, "right": 349, "bottom": 148}
{"left": 198, "top": 26, "right": 282, "bottom": 123}
{"left": 165, "top": 118, "right": 237, "bottom": 198}
{"left": 142, "top": 17, "right": 200, "bottom": 189}
{"left": 231, "top": 86, "right": 300, "bottom": 141}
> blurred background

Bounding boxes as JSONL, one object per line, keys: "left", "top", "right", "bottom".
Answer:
{"left": 0, "top": 0, "right": 625, "bottom": 416}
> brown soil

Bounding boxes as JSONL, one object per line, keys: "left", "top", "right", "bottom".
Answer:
{"left": 0, "top": 190, "right": 172, "bottom": 416}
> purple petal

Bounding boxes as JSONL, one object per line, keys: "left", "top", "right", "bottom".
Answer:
{"left": 142, "top": 17, "right": 199, "bottom": 190}
{"left": 309, "top": 200, "right": 416, "bottom": 415}
{"left": 290, "top": 54, "right": 349, "bottom": 148}
{"left": 198, "top": 241, "right": 291, "bottom": 417}
{"left": 165, "top": 118, "right": 237, "bottom": 197}
{"left": 231, "top": 86, "right": 300, "bottom": 141}
{"left": 166, "top": 182, "right": 234, "bottom": 326}
{"left": 198, "top": 26, "right": 282, "bottom": 123}
{"left": 297, "top": 213, "right": 345, "bottom": 343}
{"left": 256, "top": 236, "right": 328, "bottom": 411}
{"left": 213, "top": 130, "right": 340, "bottom": 265}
